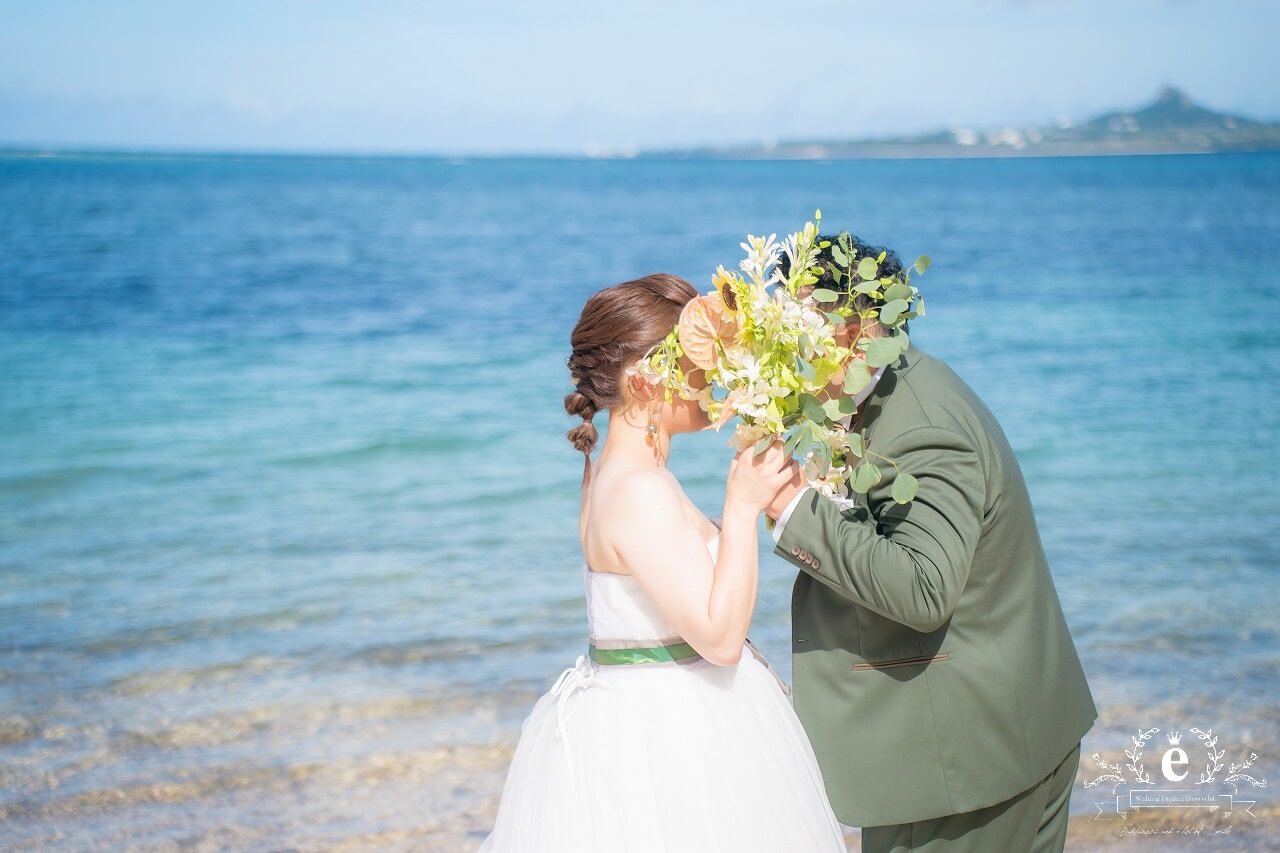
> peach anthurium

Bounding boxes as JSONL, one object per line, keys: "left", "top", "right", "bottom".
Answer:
{"left": 677, "top": 293, "right": 736, "bottom": 371}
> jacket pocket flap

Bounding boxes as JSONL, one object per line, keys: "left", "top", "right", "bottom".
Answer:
{"left": 852, "top": 652, "right": 950, "bottom": 671}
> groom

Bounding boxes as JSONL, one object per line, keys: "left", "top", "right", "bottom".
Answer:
{"left": 746, "top": 235, "right": 1097, "bottom": 853}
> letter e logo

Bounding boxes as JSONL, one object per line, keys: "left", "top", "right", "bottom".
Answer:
{"left": 1162, "top": 747, "right": 1188, "bottom": 782}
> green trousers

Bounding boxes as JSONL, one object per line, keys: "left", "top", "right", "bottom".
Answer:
{"left": 861, "top": 741, "right": 1081, "bottom": 853}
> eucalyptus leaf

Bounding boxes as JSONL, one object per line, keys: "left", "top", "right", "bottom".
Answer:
{"left": 812, "top": 288, "right": 840, "bottom": 303}
{"left": 842, "top": 360, "right": 872, "bottom": 394}
{"left": 813, "top": 443, "right": 832, "bottom": 476}
{"left": 823, "top": 396, "right": 857, "bottom": 420}
{"left": 795, "top": 356, "right": 816, "bottom": 381}
{"left": 884, "top": 283, "right": 913, "bottom": 302}
{"left": 754, "top": 436, "right": 773, "bottom": 456}
{"left": 879, "top": 298, "right": 909, "bottom": 325}
{"left": 891, "top": 472, "right": 919, "bottom": 504}
{"left": 795, "top": 421, "right": 816, "bottom": 451}
{"left": 798, "top": 392, "right": 826, "bottom": 422}
{"left": 852, "top": 460, "right": 882, "bottom": 493}
{"left": 913, "top": 255, "right": 932, "bottom": 274}
{"left": 857, "top": 257, "right": 879, "bottom": 280}
{"left": 864, "top": 336, "right": 901, "bottom": 368}
{"left": 783, "top": 428, "right": 802, "bottom": 455}
{"left": 847, "top": 431, "right": 865, "bottom": 456}
{"left": 831, "top": 245, "right": 849, "bottom": 267}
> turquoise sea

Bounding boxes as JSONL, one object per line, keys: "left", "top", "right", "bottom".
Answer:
{"left": 1, "top": 152, "right": 1278, "bottom": 849}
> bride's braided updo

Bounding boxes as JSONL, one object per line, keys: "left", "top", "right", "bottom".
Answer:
{"left": 565, "top": 273, "right": 698, "bottom": 487}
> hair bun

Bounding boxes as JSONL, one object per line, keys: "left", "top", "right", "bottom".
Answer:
{"left": 567, "top": 421, "right": 598, "bottom": 455}
{"left": 563, "top": 390, "right": 597, "bottom": 420}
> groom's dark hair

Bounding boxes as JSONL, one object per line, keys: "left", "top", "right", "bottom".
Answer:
{"left": 779, "top": 232, "right": 908, "bottom": 335}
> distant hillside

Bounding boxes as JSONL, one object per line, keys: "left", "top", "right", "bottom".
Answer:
{"left": 646, "top": 88, "right": 1280, "bottom": 159}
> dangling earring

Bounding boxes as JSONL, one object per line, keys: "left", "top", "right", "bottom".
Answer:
{"left": 645, "top": 400, "right": 660, "bottom": 448}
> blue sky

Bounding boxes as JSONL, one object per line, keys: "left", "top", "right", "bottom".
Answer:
{"left": 1, "top": 0, "right": 1276, "bottom": 154}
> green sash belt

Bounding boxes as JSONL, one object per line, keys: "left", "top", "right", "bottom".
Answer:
{"left": 588, "top": 641, "right": 702, "bottom": 665}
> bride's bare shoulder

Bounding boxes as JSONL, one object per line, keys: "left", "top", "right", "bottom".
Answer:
{"left": 591, "top": 465, "right": 683, "bottom": 517}
{"left": 582, "top": 465, "right": 686, "bottom": 574}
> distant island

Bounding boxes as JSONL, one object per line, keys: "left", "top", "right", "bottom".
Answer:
{"left": 644, "top": 88, "right": 1280, "bottom": 159}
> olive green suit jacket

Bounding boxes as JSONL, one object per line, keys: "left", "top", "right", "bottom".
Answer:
{"left": 774, "top": 341, "right": 1097, "bottom": 827}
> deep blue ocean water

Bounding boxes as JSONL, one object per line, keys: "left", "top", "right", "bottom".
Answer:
{"left": 1, "top": 152, "right": 1277, "bottom": 848}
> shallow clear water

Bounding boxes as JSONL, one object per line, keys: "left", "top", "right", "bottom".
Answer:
{"left": 1, "top": 152, "right": 1277, "bottom": 849}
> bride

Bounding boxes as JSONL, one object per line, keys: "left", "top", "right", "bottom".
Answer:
{"left": 480, "top": 274, "right": 846, "bottom": 852}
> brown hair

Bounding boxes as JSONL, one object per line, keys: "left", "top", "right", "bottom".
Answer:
{"left": 564, "top": 273, "right": 698, "bottom": 487}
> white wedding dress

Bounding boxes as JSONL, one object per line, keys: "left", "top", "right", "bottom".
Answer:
{"left": 479, "top": 534, "right": 846, "bottom": 852}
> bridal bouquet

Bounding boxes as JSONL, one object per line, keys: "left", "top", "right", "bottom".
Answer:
{"left": 640, "top": 212, "right": 930, "bottom": 503}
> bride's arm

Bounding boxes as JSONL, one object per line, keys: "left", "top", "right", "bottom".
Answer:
{"left": 607, "top": 446, "right": 792, "bottom": 665}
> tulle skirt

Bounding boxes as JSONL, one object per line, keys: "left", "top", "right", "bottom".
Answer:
{"left": 479, "top": 645, "right": 846, "bottom": 852}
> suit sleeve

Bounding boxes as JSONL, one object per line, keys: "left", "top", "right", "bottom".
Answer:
{"left": 774, "top": 424, "right": 986, "bottom": 632}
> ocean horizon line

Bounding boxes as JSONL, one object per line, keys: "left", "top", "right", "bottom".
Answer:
{"left": 1, "top": 143, "right": 1269, "bottom": 165}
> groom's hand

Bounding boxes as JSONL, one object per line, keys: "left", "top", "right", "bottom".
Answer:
{"left": 764, "top": 458, "right": 806, "bottom": 520}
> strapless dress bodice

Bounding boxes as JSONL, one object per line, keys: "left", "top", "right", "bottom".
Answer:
{"left": 585, "top": 534, "right": 719, "bottom": 646}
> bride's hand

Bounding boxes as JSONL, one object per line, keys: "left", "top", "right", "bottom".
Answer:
{"left": 726, "top": 441, "right": 794, "bottom": 515}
